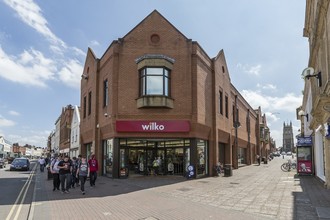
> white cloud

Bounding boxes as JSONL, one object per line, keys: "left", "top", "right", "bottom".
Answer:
{"left": 8, "top": 130, "right": 49, "bottom": 147}
{"left": 2, "top": 0, "right": 85, "bottom": 89}
{"left": 265, "top": 112, "right": 280, "bottom": 122}
{"left": 257, "top": 83, "right": 277, "bottom": 90}
{"left": 58, "top": 59, "right": 83, "bottom": 89}
{"left": 241, "top": 90, "right": 302, "bottom": 112}
{"left": 90, "top": 40, "right": 100, "bottom": 46}
{"left": 0, "top": 115, "right": 15, "bottom": 127}
{"left": 0, "top": 46, "right": 56, "bottom": 87}
{"left": 9, "top": 110, "right": 20, "bottom": 116}
{"left": 237, "top": 63, "right": 262, "bottom": 76}
{"left": 4, "top": 0, "right": 66, "bottom": 48}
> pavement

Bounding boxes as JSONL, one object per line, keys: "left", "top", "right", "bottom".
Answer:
{"left": 30, "top": 156, "right": 330, "bottom": 220}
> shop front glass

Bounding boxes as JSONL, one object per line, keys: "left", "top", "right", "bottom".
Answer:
{"left": 103, "top": 139, "right": 114, "bottom": 177}
{"left": 119, "top": 138, "right": 190, "bottom": 177}
{"left": 197, "top": 139, "right": 208, "bottom": 176}
{"left": 85, "top": 143, "right": 92, "bottom": 159}
{"left": 238, "top": 147, "right": 247, "bottom": 166}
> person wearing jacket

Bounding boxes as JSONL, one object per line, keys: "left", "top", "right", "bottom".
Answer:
{"left": 88, "top": 154, "right": 98, "bottom": 187}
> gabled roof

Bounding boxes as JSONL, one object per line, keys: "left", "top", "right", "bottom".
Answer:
{"left": 122, "top": 10, "right": 190, "bottom": 41}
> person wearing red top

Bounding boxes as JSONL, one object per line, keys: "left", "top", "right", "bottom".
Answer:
{"left": 88, "top": 154, "right": 98, "bottom": 187}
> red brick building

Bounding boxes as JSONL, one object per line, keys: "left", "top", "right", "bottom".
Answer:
{"left": 80, "top": 10, "right": 263, "bottom": 178}
{"left": 59, "top": 105, "right": 74, "bottom": 155}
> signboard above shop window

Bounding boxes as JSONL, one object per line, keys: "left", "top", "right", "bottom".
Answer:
{"left": 116, "top": 120, "right": 190, "bottom": 133}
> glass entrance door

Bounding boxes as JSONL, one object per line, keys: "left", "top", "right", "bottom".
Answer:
{"left": 128, "top": 149, "right": 145, "bottom": 175}
{"left": 166, "top": 148, "right": 184, "bottom": 175}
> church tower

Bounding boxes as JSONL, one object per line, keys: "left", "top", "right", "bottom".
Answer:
{"left": 282, "top": 122, "right": 294, "bottom": 152}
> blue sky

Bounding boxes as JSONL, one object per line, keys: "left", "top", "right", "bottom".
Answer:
{"left": 0, "top": 0, "right": 307, "bottom": 148}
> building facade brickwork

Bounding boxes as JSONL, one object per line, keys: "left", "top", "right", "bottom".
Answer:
{"left": 80, "top": 10, "right": 268, "bottom": 178}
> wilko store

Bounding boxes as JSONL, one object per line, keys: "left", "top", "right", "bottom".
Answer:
{"left": 80, "top": 10, "right": 262, "bottom": 179}
{"left": 104, "top": 120, "right": 208, "bottom": 178}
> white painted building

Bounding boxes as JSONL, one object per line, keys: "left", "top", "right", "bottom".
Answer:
{"left": 70, "top": 105, "right": 81, "bottom": 157}
{"left": 0, "top": 136, "right": 11, "bottom": 158}
{"left": 302, "top": 84, "right": 325, "bottom": 182}
{"left": 54, "top": 117, "right": 61, "bottom": 155}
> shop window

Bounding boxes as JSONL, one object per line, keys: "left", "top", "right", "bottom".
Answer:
{"left": 103, "top": 139, "right": 114, "bottom": 177}
{"left": 197, "top": 139, "right": 208, "bottom": 176}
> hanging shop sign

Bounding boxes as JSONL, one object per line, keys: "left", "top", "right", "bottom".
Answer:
{"left": 297, "top": 136, "right": 312, "bottom": 146}
{"left": 116, "top": 120, "right": 190, "bottom": 132}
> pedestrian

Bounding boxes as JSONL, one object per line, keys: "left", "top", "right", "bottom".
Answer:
{"left": 256, "top": 154, "right": 261, "bottom": 166}
{"left": 152, "top": 157, "right": 159, "bottom": 175}
{"left": 76, "top": 155, "right": 90, "bottom": 195}
{"left": 38, "top": 157, "right": 46, "bottom": 172}
{"left": 88, "top": 154, "right": 98, "bottom": 187}
{"left": 71, "top": 157, "right": 78, "bottom": 188}
{"left": 50, "top": 155, "right": 61, "bottom": 191}
{"left": 58, "top": 155, "right": 72, "bottom": 193}
{"left": 76, "top": 155, "right": 82, "bottom": 187}
{"left": 215, "top": 162, "right": 222, "bottom": 176}
{"left": 44, "top": 157, "right": 49, "bottom": 166}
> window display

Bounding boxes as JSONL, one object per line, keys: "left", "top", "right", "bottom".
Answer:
{"left": 197, "top": 140, "right": 208, "bottom": 176}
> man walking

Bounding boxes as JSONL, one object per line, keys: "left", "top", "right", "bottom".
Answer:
{"left": 38, "top": 157, "right": 46, "bottom": 172}
{"left": 58, "top": 155, "right": 72, "bottom": 193}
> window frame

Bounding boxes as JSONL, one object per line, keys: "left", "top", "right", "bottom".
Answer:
{"left": 219, "top": 90, "right": 223, "bottom": 115}
{"left": 103, "top": 79, "right": 108, "bottom": 107}
{"left": 225, "top": 96, "right": 229, "bottom": 118}
{"left": 83, "top": 96, "right": 87, "bottom": 118}
{"left": 88, "top": 91, "right": 92, "bottom": 116}
{"left": 139, "top": 67, "right": 171, "bottom": 97}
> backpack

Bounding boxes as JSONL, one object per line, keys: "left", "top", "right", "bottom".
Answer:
{"left": 51, "top": 160, "right": 60, "bottom": 172}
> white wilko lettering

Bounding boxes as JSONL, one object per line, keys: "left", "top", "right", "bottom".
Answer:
{"left": 141, "top": 122, "right": 165, "bottom": 131}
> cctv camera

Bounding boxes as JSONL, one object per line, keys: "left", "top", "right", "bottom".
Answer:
{"left": 81, "top": 74, "right": 88, "bottom": 79}
{"left": 104, "top": 113, "right": 108, "bottom": 117}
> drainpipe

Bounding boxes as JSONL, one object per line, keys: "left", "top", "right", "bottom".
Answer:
{"left": 234, "top": 95, "right": 239, "bottom": 169}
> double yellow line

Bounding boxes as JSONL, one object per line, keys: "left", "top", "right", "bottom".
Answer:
{"left": 6, "top": 163, "right": 37, "bottom": 220}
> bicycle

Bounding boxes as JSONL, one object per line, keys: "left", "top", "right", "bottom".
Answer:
{"left": 281, "top": 160, "right": 297, "bottom": 172}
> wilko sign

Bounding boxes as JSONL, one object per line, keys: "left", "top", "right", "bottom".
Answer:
{"left": 141, "top": 122, "right": 165, "bottom": 131}
{"left": 116, "top": 120, "right": 190, "bottom": 133}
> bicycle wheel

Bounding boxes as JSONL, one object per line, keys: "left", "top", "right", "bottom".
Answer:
{"left": 281, "top": 163, "right": 289, "bottom": 172}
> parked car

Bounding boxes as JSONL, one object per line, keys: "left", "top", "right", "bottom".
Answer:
{"left": 286, "top": 152, "right": 292, "bottom": 156}
{"left": 10, "top": 158, "right": 30, "bottom": 171}
{"left": 0, "top": 158, "right": 6, "bottom": 168}
{"left": 273, "top": 152, "right": 281, "bottom": 157}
